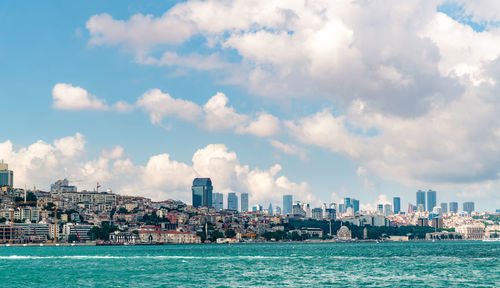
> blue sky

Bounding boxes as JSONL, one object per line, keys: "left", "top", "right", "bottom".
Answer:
{"left": 1, "top": 0, "right": 499, "bottom": 211}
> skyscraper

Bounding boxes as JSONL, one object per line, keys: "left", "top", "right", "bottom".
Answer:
{"left": 449, "top": 202, "right": 458, "bottom": 213}
{"left": 377, "top": 204, "right": 384, "bottom": 214}
{"left": 393, "top": 197, "right": 401, "bottom": 214}
{"left": 427, "top": 190, "right": 437, "bottom": 212}
{"left": 344, "top": 197, "right": 352, "bottom": 213}
{"left": 227, "top": 192, "right": 238, "bottom": 210}
{"left": 384, "top": 204, "right": 393, "bottom": 216}
{"left": 213, "top": 193, "right": 224, "bottom": 210}
{"left": 283, "top": 195, "right": 293, "bottom": 215}
{"left": 267, "top": 203, "right": 273, "bottom": 215}
{"left": 416, "top": 190, "right": 426, "bottom": 211}
{"left": 192, "top": 178, "right": 213, "bottom": 208}
{"left": 463, "top": 202, "right": 475, "bottom": 214}
{"left": 440, "top": 202, "right": 448, "bottom": 213}
{"left": 352, "top": 199, "right": 360, "bottom": 213}
{"left": 240, "top": 193, "right": 249, "bottom": 212}
{"left": 0, "top": 162, "right": 13, "bottom": 188}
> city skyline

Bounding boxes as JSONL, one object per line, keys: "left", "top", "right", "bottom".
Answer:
{"left": 1, "top": 1, "right": 500, "bottom": 211}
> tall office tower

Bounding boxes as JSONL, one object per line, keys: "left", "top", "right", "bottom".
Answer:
{"left": 352, "top": 199, "right": 360, "bottom": 213}
{"left": 192, "top": 178, "right": 213, "bottom": 208}
{"left": 384, "top": 204, "right": 393, "bottom": 216}
{"left": 377, "top": 204, "right": 384, "bottom": 214}
{"left": 337, "top": 204, "right": 344, "bottom": 215}
{"left": 283, "top": 195, "right": 293, "bottom": 215}
{"left": 449, "top": 202, "right": 458, "bottom": 213}
{"left": 212, "top": 193, "right": 224, "bottom": 210}
{"left": 440, "top": 202, "right": 448, "bottom": 213}
{"left": 268, "top": 203, "right": 273, "bottom": 215}
{"left": 463, "top": 202, "right": 475, "bottom": 214}
{"left": 393, "top": 197, "right": 401, "bottom": 214}
{"left": 227, "top": 192, "right": 238, "bottom": 210}
{"left": 240, "top": 193, "right": 249, "bottom": 212}
{"left": 275, "top": 206, "right": 282, "bottom": 215}
{"left": 312, "top": 208, "right": 323, "bottom": 219}
{"left": 416, "top": 190, "right": 426, "bottom": 211}
{"left": 344, "top": 198, "right": 352, "bottom": 213}
{"left": 0, "top": 162, "right": 13, "bottom": 188}
{"left": 408, "top": 203, "right": 414, "bottom": 214}
{"left": 427, "top": 190, "right": 437, "bottom": 212}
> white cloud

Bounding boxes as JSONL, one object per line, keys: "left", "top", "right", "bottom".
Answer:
{"left": 86, "top": 0, "right": 466, "bottom": 117}
{"left": 136, "top": 89, "right": 202, "bottom": 123}
{"left": 137, "top": 89, "right": 280, "bottom": 137}
{"left": 270, "top": 139, "right": 308, "bottom": 160}
{"left": 52, "top": 83, "right": 108, "bottom": 111}
{"left": 0, "top": 134, "right": 313, "bottom": 205}
{"left": 52, "top": 83, "right": 133, "bottom": 113}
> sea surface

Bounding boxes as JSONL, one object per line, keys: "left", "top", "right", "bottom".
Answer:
{"left": 0, "top": 241, "right": 498, "bottom": 287}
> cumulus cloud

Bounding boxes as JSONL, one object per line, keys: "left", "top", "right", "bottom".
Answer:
{"left": 53, "top": 83, "right": 108, "bottom": 111}
{"left": 0, "top": 134, "right": 313, "bottom": 205}
{"left": 85, "top": 0, "right": 469, "bottom": 117}
{"left": 52, "top": 83, "right": 133, "bottom": 113}
{"left": 270, "top": 139, "right": 308, "bottom": 161}
{"left": 138, "top": 89, "right": 280, "bottom": 137}
{"left": 136, "top": 89, "right": 202, "bottom": 123}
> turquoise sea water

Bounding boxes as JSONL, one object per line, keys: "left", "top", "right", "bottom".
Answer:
{"left": 0, "top": 241, "right": 498, "bottom": 287}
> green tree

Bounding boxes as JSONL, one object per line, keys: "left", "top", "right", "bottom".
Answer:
{"left": 87, "top": 222, "right": 118, "bottom": 241}
{"left": 225, "top": 229, "right": 236, "bottom": 238}
{"left": 210, "top": 230, "right": 224, "bottom": 241}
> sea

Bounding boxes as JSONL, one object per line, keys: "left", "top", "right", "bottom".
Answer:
{"left": 0, "top": 241, "right": 498, "bottom": 287}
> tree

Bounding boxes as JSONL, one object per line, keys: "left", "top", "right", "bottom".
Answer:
{"left": 225, "top": 229, "right": 236, "bottom": 238}
{"left": 210, "top": 230, "right": 224, "bottom": 241}
{"left": 87, "top": 222, "right": 118, "bottom": 241}
{"left": 117, "top": 207, "right": 128, "bottom": 214}
{"left": 26, "top": 192, "right": 37, "bottom": 203}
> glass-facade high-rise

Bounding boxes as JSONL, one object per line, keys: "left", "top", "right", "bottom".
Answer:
{"left": 427, "top": 190, "right": 437, "bottom": 212}
{"left": 440, "top": 202, "right": 448, "bottom": 213}
{"left": 463, "top": 202, "right": 475, "bottom": 214}
{"left": 393, "top": 197, "right": 401, "bottom": 214}
{"left": 0, "top": 163, "right": 13, "bottom": 188}
{"left": 212, "top": 193, "right": 223, "bottom": 210}
{"left": 283, "top": 195, "right": 293, "bottom": 215}
{"left": 449, "top": 202, "right": 458, "bottom": 213}
{"left": 227, "top": 192, "right": 238, "bottom": 210}
{"left": 416, "top": 190, "right": 426, "bottom": 211}
{"left": 192, "top": 178, "right": 213, "bottom": 208}
{"left": 240, "top": 193, "right": 249, "bottom": 212}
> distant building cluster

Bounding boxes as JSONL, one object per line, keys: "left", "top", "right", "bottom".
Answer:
{"left": 0, "top": 163, "right": 498, "bottom": 245}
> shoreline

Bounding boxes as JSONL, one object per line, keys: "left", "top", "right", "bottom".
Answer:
{"left": 0, "top": 239, "right": 494, "bottom": 247}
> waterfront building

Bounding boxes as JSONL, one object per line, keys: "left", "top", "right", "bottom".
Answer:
{"left": 337, "top": 225, "right": 352, "bottom": 240}
{"left": 109, "top": 231, "right": 140, "bottom": 244}
{"left": 455, "top": 225, "right": 484, "bottom": 240}
{"left": 62, "top": 224, "right": 93, "bottom": 241}
{"left": 416, "top": 190, "right": 426, "bottom": 211}
{"left": 227, "top": 192, "right": 238, "bottom": 211}
{"left": 377, "top": 204, "right": 384, "bottom": 214}
{"left": 13, "top": 223, "right": 50, "bottom": 242}
{"left": 427, "top": 190, "right": 437, "bottom": 212}
{"left": 283, "top": 195, "right": 293, "bottom": 215}
{"left": 393, "top": 197, "right": 401, "bottom": 214}
{"left": 431, "top": 217, "right": 443, "bottom": 229}
{"left": 241, "top": 193, "right": 249, "bottom": 212}
{"left": 463, "top": 202, "right": 475, "bottom": 215}
{"left": 0, "top": 162, "right": 13, "bottom": 188}
{"left": 440, "top": 202, "right": 448, "bottom": 213}
{"left": 213, "top": 193, "right": 223, "bottom": 210}
{"left": 449, "top": 202, "right": 459, "bottom": 213}
{"left": 192, "top": 178, "right": 213, "bottom": 208}
{"left": 139, "top": 229, "right": 201, "bottom": 244}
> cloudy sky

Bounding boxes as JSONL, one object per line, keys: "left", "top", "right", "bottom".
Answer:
{"left": 1, "top": 0, "right": 499, "bottom": 211}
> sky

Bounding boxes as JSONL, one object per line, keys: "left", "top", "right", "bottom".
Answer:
{"left": 1, "top": 0, "right": 500, "bottom": 211}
